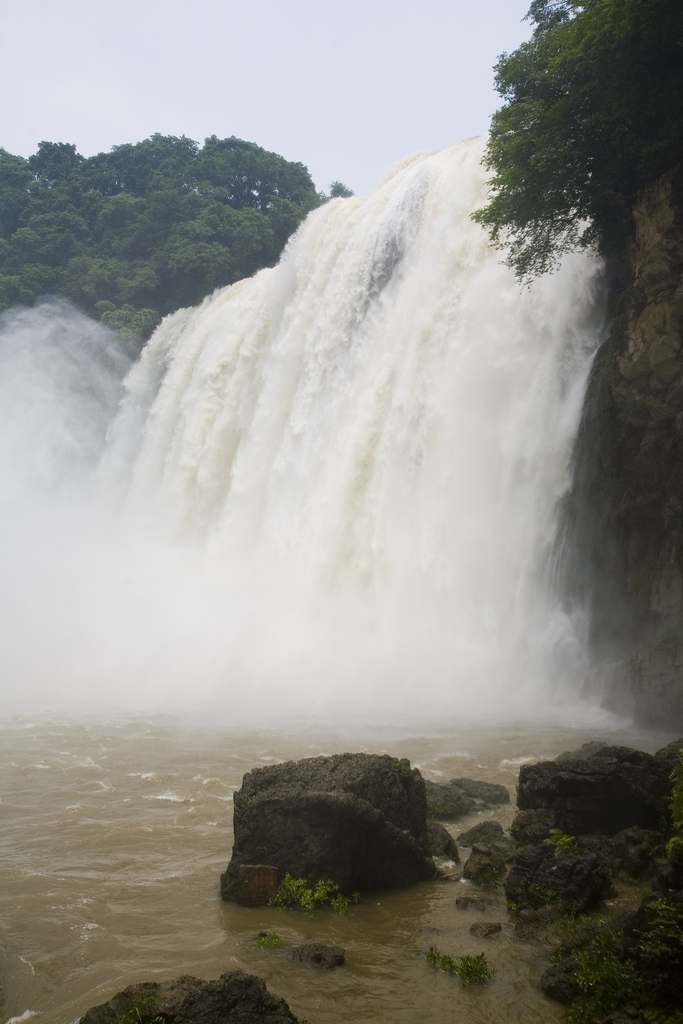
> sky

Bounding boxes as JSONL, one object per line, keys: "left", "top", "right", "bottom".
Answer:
{"left": 1, "top": 0, "right": 532, "bottom": 196}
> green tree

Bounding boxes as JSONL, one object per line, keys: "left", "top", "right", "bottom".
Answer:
{"left": 0, "top": 149, "right": 32, "bottom": 237}
{"left": 329, "top": 181, "right": 354, "bottom": 198}
{"left": 0, "top": 133, "right": 326, "bottom": 339}
{"left": 473, "top": 0, "right": 683, "bottom": 278}
{"left": 28, "top": 141, "right": 83, "bottom": 184}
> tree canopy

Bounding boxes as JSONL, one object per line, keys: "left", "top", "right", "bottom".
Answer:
{"left": 0, "top": 134, "right": 351, "bottom": 339}
{"left": 473, "top": 0, "right": 683, "bottom": 278}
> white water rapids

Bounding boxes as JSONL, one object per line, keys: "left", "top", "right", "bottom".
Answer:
{"left": 0, "top": 136, "right": 607, "bottom": 724}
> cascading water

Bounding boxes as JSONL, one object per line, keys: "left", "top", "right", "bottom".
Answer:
{"left": 0, "top": 136, "right": 604, "bottom": 723}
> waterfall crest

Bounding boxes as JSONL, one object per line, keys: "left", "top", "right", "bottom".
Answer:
{"left": 1, "top": 137, "right": 605, "bottom": 722}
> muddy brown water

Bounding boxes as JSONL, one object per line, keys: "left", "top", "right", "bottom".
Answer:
{"left": 0, "top": 716, "right": 669, "bottom": 1024}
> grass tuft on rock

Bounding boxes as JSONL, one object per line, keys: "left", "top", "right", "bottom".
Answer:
{"left": 268, "top": 874, "right": 359, "bottom": 917}
{"left": 544, "top": 829, "right": 579, "bottom": 856}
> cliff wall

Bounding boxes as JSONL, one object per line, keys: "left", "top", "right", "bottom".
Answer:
{"left": 570, "top": 170, "right": 683, "bottom": 726}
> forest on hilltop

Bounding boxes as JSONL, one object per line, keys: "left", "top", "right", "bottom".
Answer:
{"left": 0, "top": 134, "right": 352, "bottom": 339}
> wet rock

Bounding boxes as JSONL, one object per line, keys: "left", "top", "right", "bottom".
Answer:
{"left": 609, "top": 826, "right": 662, "bottom": 879}
{"left": 455, "top": 894, "right": 497, "bottom": 910}
{"left": 424, "top": 777, "right": 509, "bottom": 819}
{"left": 655, "top": 736, "right": 683, "bottom": 764}
{"left": 426, "top": 820, "right": 459, "bottom": 860}
{"left": 516, "top": 746, "right": 673, "bottom": 835}
{"left": 221, "top": 753, "right": 436, "bottom": 900}
{"left": 469, "top": 921, "right": 502, "bottom": 938}
{"left": 462, "top": 844, "right": 507, "bottom": 886}
{"left": 450, "top": 778, "right": 510, "bottom": 805}
{"left": 457, "top": 820, "right": 505, "bottom": 847}
{"left": 424, "top": 779, "right": 474, "bottom": 818}
{"left": 575, "top": 832, "right": 617, "bottom": 866}
{"left": 291, "top": 942, "right": 345, "bottom": 969}
{"left": 556, "top": 741, "right": 608, "bottom": 761}
{"left": 79, "top": 971, "right": 298, "bottom": 1024}
{"left": 505, "top": 844, "right": 613, "bottom": 914}
{"left": 510, "top": 808, "right": 555, "bottom": 846}
{"left": 540, "top": 956, "right": 581, "bottom": 1004}
{"left": 234, "top": 864, "right": 278, "bottom": 906}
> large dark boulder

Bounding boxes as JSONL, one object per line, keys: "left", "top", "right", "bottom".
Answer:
{"left": 505, "top": 844, "right": 613, "bottom": 915}
{"left": 221, "top": 753, "right": 436, "bottom": 901}
{"left": 517, "top": 746, "right": 672, "bottom": 835}
{"left": 79, "top": 971, "right": 298, "bottom": 1024}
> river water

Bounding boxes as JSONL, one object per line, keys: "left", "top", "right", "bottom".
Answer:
{"left": 0, "top": 717, "right": 668, "bottom": 1024}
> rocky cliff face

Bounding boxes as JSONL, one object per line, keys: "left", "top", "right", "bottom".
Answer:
{"left": 569, "top": 170, "right": 683, "bottom": 726}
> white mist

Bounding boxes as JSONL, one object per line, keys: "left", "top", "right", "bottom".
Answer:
{"left": 0, "top": 137, "right": 605, "bottom": 725}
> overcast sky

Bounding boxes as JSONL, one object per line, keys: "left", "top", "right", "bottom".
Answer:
{"left": 1, "top": 0, "right": 532, "bottom": 196}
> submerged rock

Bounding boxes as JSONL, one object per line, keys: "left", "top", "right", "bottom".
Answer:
{"left": 516, "top": 746, "right": 673, "bottom": 835}
{"left": 79, "top": 971, "right": 298, "bottom": 1024}
{"left": 221, "top": 753, "right": 436, "bottom": 901}
{"left": 455, "top": 894, "right": 497, "bottom": 911}
{"left": 469, "top": 921, "right": 502, "bottom": 938}
{"left": 291, "top": 942, "right": 345, "bottom": 968}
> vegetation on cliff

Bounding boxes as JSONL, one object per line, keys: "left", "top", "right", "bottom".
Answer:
{"left": 0, "top": 134, "right": 351, "bottom": 338}
{"left": 473, "top": 0, "right": 683, "bottom": 278}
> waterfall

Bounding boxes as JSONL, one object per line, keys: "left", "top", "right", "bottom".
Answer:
{"left": 0, "top": 136, "right": 605, "bottom": 723}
